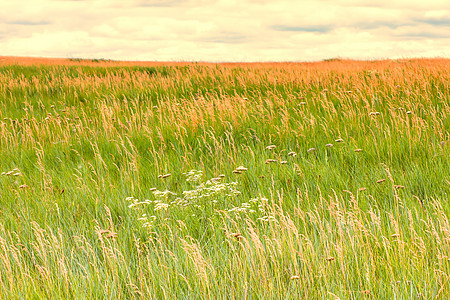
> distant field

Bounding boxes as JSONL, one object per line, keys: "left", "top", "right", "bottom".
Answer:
{"left": 0, "top": 57, "right": 449, "bottom": 299}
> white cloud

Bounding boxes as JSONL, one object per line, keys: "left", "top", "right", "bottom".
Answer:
{"left": 0, "top": 0, "right": 448, "bottom": 61}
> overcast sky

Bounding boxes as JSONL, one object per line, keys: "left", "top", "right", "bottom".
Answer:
{"left": 1, "top": 0, "right": 449, "bottom": 62}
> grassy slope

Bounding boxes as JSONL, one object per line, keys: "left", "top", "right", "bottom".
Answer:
{"left": 0, "top": 59, "right": 449, "bottom": 299}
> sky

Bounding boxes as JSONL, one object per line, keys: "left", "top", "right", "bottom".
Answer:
{"left": 1, "top": 0, "right": 449, "bottom": 62}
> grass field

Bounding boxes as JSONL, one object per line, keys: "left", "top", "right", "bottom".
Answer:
{"left": 0, "top": 57, "right": 449, "bottom": 299}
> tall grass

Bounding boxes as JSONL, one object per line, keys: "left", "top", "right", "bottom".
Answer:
{"left": 0, "top": 58, "right": 449, "bottom": 298}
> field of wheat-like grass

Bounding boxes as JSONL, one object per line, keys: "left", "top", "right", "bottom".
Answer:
{"left": 0, "top": 57, "right": 449, "bottom": 299}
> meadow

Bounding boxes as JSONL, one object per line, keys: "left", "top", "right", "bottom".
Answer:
{"left": 0, "top": 57, "right": 449, "bottom": 299}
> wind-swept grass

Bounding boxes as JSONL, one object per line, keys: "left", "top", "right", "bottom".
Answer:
{"left": 0, "top": 58, "right": 449, "bottom": 298}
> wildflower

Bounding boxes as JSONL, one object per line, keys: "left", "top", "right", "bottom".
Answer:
{"left": 406, "top": 111, "right": 412, "bottom": 114}
{"left": 354, "top": 149, "right": 363, "bottom": 152}
{"left": 280, "top": 161, "right": 287, "bottom": 164}
{"left": 149, "top": 187, "right": 157, "bottom": 191}
{"left": 335, "top": 138, "right": 344, "bottom": 143}
{"left": 325, "top": 144, "right": 333, "bottom": 147}
{"left": 257, "top": 215, "right": 277, "bottom": 222}
{"left": 153, "top": 189, "right": 177, "bottom": 197}
{"left": 369, "top": 112, "right": 380, "bottom": 116}
{"left": 299, "top": 102, "right": 306, "bottom": 105}
{"left": 394, "top": 185, "right": 405, "bottom": 189}
{"left": 154, "top": 202, "right": 170, "bottom": 211}
{"left": 288, "top": 151, "right": 296, "bottom": 157}
{"left": 326, "top": 257, "right": 335, "bottom": 261}
{"left": 391, "top": 233, "right": 400, "bottom": 237}
{"left": 307, "top": 148, "right": 316, "bottom": 152}
{"left": 265, "top": 145, "right": 276, "bottom": 150}
{"left": 218, "top": 174, "right": 225, "bottom": 178}
{"left": 265, "top": 159, "right": 277, "bottom": 164}
{"left": 232, "top": 170, "right": 242, "bottom": 174}
{"left": 184, "top": 170, "right": 203, "bottom": 183}
{"left": 290, "top": 275, "right": 300, "bottom": 280}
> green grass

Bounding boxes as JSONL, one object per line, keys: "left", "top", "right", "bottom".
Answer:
{"left": 0, "top": 59, "right": 449, "bottom": 299}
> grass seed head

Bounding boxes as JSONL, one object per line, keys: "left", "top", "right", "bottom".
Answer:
{"left": 290, "top": 275, "right": 300, "bottom": 280}
{"left": 354, "top": 149, "right": 363, "bottom": 152}
{"left": 106, "top": 232, "right": 117, "bottom": 239}
{"left": 265, "top": 145, "right": 276, "bottom": 150}
{"left": 230, "top": 233, "right": 243, "bottom": 240}
{"left": 235, "top": 166, "right": 248, "bottom": 171}
{"left": 288, "top": 151, "right": 296, "bottom": 156}
{"left": 376, "top": 179, "right": 386, "bottom": 183}
{"left": 335, "top": 138, "right": 344, "bottom": 143}
{"left": 265, "top": 159, "right": 277, "bottom": 164}
{"left": 307, "top": 148, "right": 316, "bottom": 152}
{"left": 325, "top": 144, "right": 333, "bottom": 147}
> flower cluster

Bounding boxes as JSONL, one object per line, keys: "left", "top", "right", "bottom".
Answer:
{"left": 128, "top": 170, "right": 242, "bottom": 228}
{"left": 183, "top": 169, "right": 203, "bottom": 183}
{"left": 228, "top": 197, "right": 268, "bottom": 214}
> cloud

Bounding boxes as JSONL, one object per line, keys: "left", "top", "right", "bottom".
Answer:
{"left": 135, "top": 0, "right": 187, "bottom": 7}
{"left": 415, "top": 17, "right": 450, "bottom": 26}
{"left": 351, "top": 21, "right": 411, "bottom": 30}
{"left": 395, "top": 32, "right": 450, "bottom": 39}
{"left": 6, "top": 20, "right": 51, "bottom": 26}
{"left": 0, "top": 0, "right": 448, "bottom": 61}
{"left": 202, "top": 33, "right": 249, "bottom": 44}
{"left": 272, "top": 25, "right": 332, "bottom": 33}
